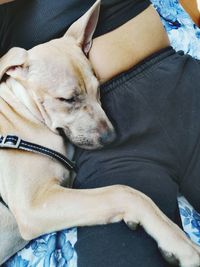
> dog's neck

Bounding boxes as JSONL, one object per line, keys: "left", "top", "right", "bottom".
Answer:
{"left": 0, "top": 77, "right": 45, "bottom": 125}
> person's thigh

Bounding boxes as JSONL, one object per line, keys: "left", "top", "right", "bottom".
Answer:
{"left": 176, "top": 58, "right": 200, "bottom": 214}
{"left": 76, "top": 223, "right": 171, "bottom": 267}
{"left": 73, "top": 48, "right": 188, "bottom": 266}
{"left": 74, "top": 168, "right": 180, "bottom": 267}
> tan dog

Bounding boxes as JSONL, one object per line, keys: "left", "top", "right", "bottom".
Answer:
{"left": 0, "top": 1, "right": 200, "bottom": 266}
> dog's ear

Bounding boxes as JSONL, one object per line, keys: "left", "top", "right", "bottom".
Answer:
{"left": 0, "top": 47, "right": 28, "bottom": 82}
{"left": 64, "top": 0, "right": 101, "bottom": 55}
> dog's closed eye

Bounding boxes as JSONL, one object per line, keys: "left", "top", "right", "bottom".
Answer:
{"left": 56, "top": 97, "right": 76, "bottom": 104}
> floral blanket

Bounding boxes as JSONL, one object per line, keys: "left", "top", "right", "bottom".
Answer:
{"left": 4, "top": 0, "right": 200, "bottom": 266}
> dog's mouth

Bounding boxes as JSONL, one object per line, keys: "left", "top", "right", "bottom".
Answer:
{"left": 56, "top": 127, "right": 65, "bottom": 135}
{"left": 56, "top": 127, "right": 95, "bottom": 148}
{"left": 56, "top": 127, "right": 116, "bottom": 150}
{"left": 56, "top": 127, "right": 68, "bottom": 140}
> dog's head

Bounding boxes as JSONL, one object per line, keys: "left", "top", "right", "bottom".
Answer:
{"left": 0, "top": 0, "right": 116, "bottom": 149}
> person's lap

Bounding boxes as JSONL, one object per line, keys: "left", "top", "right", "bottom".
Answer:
{"left": 74, "top": 48, "right": 200, "bottom": 266}
{"left": 76, "top": 223, "right": 172, "bottom": 267}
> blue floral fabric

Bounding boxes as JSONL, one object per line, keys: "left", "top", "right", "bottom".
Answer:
{"left": 152, "top": 0, "right": 200, "bottom": 59}
{"left": 4, "top": 1, "right": 200, "bottom": 266}
{"left": 4, "top": 229, "right": 77, "bottom": 267}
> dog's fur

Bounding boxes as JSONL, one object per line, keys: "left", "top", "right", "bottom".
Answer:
{"left": 0, "top": 1, "right": 200, "bottom": 266}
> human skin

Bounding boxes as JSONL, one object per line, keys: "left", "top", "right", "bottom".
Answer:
{"left": 180, "top": 0, "right": 200, "bottom": 26}
{"left": 0, "top": 0, "right": 14, "bottom": 4}
{"left": 89, "top": 5, "right": 170, "bottom": 83}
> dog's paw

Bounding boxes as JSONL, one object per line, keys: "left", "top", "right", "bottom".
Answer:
{"left": 158, "top": 240, "right": 200, "bottom": 267}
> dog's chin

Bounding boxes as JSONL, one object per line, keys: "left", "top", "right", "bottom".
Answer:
{"left": 75, "top": 142, "right": 103, "bottom": 150}
{"left": 70, "top": 137, "right": 104, "bottom": 150}
{"left": 56, "top": 128, "right": 103, "bottom": 150}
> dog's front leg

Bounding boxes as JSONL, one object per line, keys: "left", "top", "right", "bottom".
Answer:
{"left": 14, "top": 184, "right": 200, "bottom": 267}
{"left": 15, "top": 184, "right": 130, "bottom": 240}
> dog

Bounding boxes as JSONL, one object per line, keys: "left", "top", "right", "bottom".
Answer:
{"left": 0, "top": 1, "right": 200, "bottom": 266}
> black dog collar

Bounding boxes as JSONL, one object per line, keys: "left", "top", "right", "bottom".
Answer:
{"left": 0, "top": 134, "right": 76, "bottom": 172}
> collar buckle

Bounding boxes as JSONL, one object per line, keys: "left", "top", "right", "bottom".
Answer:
{"left": 0, "top": 135, "right": 21, "bottom": 148}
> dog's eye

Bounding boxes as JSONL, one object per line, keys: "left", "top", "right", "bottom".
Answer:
{"left": 57, "top": 97, "right": 76, "bottom": 104}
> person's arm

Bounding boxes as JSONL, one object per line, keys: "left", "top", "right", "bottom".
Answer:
{"left": 180, "top": 0, "right": 200, "bottom": 27}
{"left": 0, "top": 0, "right": 14, "bottom": 5}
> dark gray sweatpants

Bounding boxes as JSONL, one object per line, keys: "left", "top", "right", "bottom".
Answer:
{"left": 74, "top": 47, "right": 200, "bottom": 267}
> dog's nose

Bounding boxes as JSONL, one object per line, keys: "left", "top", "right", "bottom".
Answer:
{"left": 99, "top": 130, "right": 116, "bottom": 146}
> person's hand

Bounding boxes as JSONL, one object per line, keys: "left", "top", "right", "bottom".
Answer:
{"left": 0, "top": 0, "right": 15, "bottom": 5}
